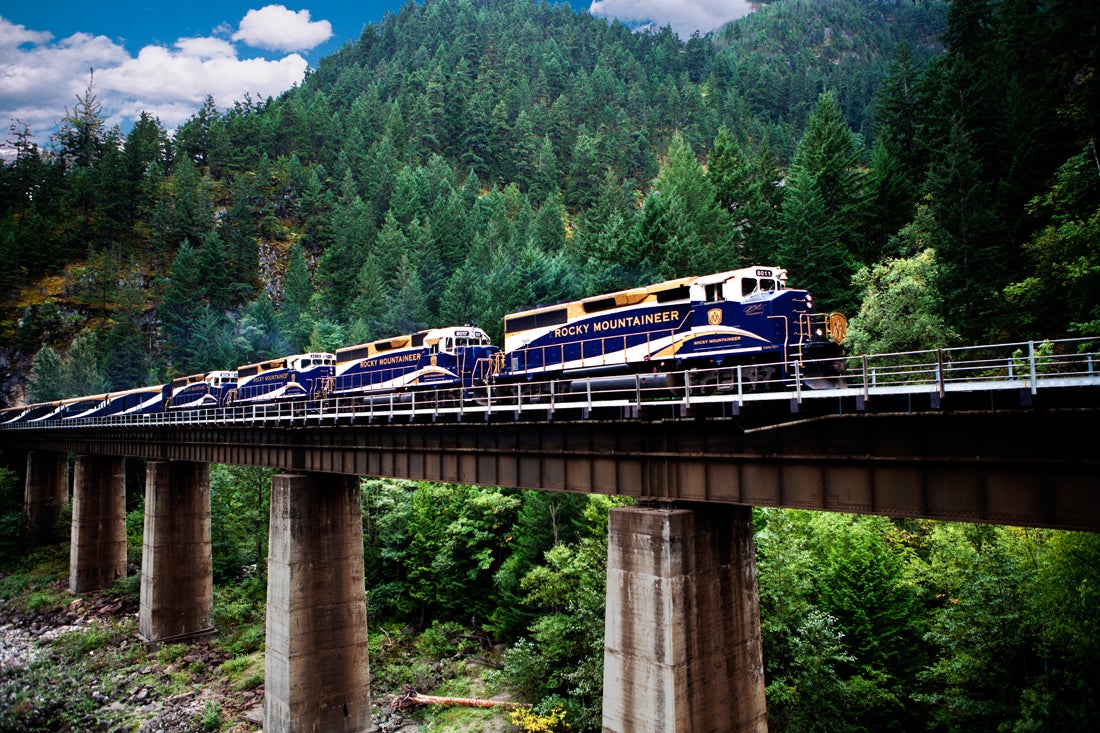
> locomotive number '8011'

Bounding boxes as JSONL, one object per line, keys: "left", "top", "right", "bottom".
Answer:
{"left": 494, "top": 265, "right": 846, "bottom": 395}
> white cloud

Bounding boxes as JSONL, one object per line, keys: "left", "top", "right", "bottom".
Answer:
{"left": 0, "top": 13, "right": 315, "bottom": 151}
{"left": 588, "top": 0, "right": 757, "bottom": 38}
{"left": 0, "top": 16, "right": 52, "bottom": 51}
{"left": 97, "top": 44, "right": 308, "bottom": 109}
{"left": 232, "top": 5, "right": 332, "bottom": 52}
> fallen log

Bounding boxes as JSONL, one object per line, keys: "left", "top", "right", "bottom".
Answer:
{"left": 389, "top": 686, "right": 528, "bottom": 712}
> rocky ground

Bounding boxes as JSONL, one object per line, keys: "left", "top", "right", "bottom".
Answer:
{"left": 0, "top": 584, "right": 512, "bottom": 732}
{"left": 0, "top": 588, "right": 260, "bottom": 732}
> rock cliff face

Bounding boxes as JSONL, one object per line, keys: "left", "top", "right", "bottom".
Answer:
{"left": 0, "top": 346, "right": 24, "bottom": 407}
{"left": 0, "top": 238, "right": 301, "bottom": 409}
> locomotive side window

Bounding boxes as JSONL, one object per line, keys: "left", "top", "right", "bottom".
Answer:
{"left": 655, "top": 285, "right": 691, "bottom": 303}
{"left": 742, "top": 277, "right": 758, "bottom": 298}
{"left": 705, "top": 284, "right": 724, "bottom": 302}
{"left": 505, "top": 307, "right": 568, "bottom": 334}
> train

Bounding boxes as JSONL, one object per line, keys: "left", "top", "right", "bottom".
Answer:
{"left": 0, "top": 265, "right": 847, "bottom": 424}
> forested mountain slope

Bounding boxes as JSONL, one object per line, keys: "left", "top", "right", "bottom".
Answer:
{"left": 2, "top": 0, "right": 1097, "bottom": 409}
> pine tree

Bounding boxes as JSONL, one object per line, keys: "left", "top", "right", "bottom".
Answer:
{"left": 238, "top": 294, "right": 287, "bottom": 362}
{"left": 315, "top": 172, "right": 373, "bottom": 320}
{"left": 159, "top": 242, "right": 206, "bottom": 371}
{"left": 926, "top": 118, "right": 1005, "bottom": 335}
{"left": 350, "top": 252, "right": 389, "bottom": 340}
{"left": 100, "top": 276, "right": 149, "bottom": 390}
{"left": 27, "top": 345, "right": 65, "bottom": 402}
{"left": 384, "top": 253, "right": 429, "bottom": 336}
{"left": 279, "top": 242, "right": 314, "bottom": 353}
{"left": 790, "top": 91, "right": 866, "bottom": 252}
{"left": 198, "top": 231, "right": 233, "bottom": 311}
{"left": 777, "top": 164, "right": 857, "bottom": 312}
{"left": 63, "top": 329, "right": 109, "bottom": 397}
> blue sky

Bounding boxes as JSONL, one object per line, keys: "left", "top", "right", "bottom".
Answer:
{"left": 0, "top": 1, "right": 755, "bottom": 149}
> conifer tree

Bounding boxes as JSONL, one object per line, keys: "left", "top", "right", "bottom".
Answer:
{"left": 238, "top": 294, "right": 286, "bottom": 362}
{"left": 926, "top": 118, "right": 1005, "bottom": 335}
{"left": 315, "top": 172, "right": 373, "bottom": 320}
{"left": 350, "top": 252, "right": 389, "bottom": 340}
{"left": 198, "top": 231, "right": 233, "bottom": 311}
{"left": 279, "top": 242, "right": 314, "bottom": 353}
{"left": 100, "top": 276, "right": 149, "bottom": 390}
{"left": 27, "top": 345, "right": 65, "bottom": 402}
{"left": 63, "top": 329, "right": 109, "bottom": 397}
{"left": 159, "top": 241, "right": 206, "bottom": 370}
{"left": 384, "top": 253, "right": 429, "bottom": 335}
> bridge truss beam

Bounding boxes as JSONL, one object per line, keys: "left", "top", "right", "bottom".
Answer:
{"left": 10, "top": 408, "right": 1096, "bottom": 532}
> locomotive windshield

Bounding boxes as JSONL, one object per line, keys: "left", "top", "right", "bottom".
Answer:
{"left": 740, "top": 277, "right": 780, "bottom": 298}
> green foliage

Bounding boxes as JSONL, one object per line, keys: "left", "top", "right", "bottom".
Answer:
{"left": 500, "top": 495, "right": 627, "bottom": 730}
{"left": 27, "top": 345, "right": 65, "bottom": 402}
{"left": 221, "top": 652, "right": 265, "bottom": 691}
{"left": 404, "top": 483, "right": 521, "bottom": 623}
{"left": 201, "top": 700, "right": 225, "bottom": 731}
{"left": 848, "top": 247, "right": 961, "bottom": 355}
{"left": 778, "top": 91, "right": 864, "bottom": 313}
{"left": 209, "top": 465, "right": 272, "bottom": 583}
{"left": 0, "top": 467, "right": 25, "bottom": 563}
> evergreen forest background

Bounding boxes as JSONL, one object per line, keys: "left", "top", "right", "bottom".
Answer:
{"left": 1, "top": 0, "right": 1099, "bottom": 731}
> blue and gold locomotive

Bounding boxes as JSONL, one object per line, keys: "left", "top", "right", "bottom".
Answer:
{"left": 498, "top": 265, "right": 846, "bottom": 392}
{"left": 166, "top": 371, "right": 238, "bottom": 409}
{"left": 231, "top": 353, "right": 335, "bottom": 403}
{"left": 331, "top": 326, "right": 498, "bottom": 399}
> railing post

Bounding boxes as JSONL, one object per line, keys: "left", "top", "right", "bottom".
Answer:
{"left": 862, "top": 354, "right": 870, "bottom": 401}
{"left": 936, "top": 349, "right": 946, "bottom": 399}
{"left": 1029, "top": 340, "right": 1038, "bottom": 395}
{"left": 736, "top": 365, "right": 743, "bottom": 408}
{"left": 794, "top": 362, "right": 802, "bottom": 403}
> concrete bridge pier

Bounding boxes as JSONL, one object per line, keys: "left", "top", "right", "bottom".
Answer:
{"left": 265, "top": 473, "right": 373, "bottom": 733}
{"left": 24, "top": 450, "right": 68, "bottom": 544}
{"left": 603, "top": 504, "right": 767, "bottom": 733}
{"left": 139, "top": 460, "right": 213, "bottom": 643}
{"left": 69, "top": 455, "right": 127, "bottom": 593}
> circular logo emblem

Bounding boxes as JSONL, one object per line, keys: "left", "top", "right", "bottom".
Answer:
{"left": 827, "top": 313, "right": 848, "bottom": 344}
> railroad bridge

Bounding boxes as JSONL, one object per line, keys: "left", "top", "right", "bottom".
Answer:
{"left": 2, "top": 340, "right": 1099, "bottom": 732}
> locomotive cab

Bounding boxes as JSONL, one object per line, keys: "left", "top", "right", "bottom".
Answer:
{"left": 692, "top": 267, "right": 788, "bottom": 305}
{"left": 167, "top": 370, "right": 239, "bottom": 409}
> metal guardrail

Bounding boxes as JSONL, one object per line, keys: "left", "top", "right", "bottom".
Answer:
{"left": 3, "top": 337, "right": 1099, "bottom": 431}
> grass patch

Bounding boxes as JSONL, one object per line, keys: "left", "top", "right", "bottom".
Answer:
{"left": 413, "top": 673, "right": 513, "bottom": 730}
{"left": 0, "top": 544, "right": 70, "bottom": 605}
{"left": 222, "top": 651, "right": 265, "bottom": 691}
{"left": 156, "top": 642, "right": 191, "bottom": 666}
{"left": 53, "top": 625, "right": 115, "bottom": 660}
